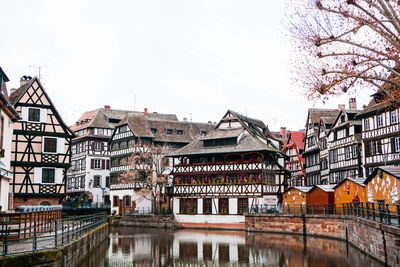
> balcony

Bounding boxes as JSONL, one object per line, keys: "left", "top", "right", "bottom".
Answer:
{"left": 173, "top": 160, "right": 267, "bottom": 174}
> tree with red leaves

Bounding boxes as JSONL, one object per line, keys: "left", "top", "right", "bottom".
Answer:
{"left": 287, "top": 0, "right": 400, "bottom": 104}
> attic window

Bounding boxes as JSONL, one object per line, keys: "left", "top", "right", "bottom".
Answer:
{"left": 177, "top": 130, "right": 183, "bottom": 135}
{"left": 166, "top": 129, "right": 173, "bottom": 135}
{"left": 151, "top": 128, "right": 157, "bottom": 134}
{"left": 341, "top": 115, "right": 345, "bottom": 123}
{"left": 120, "top": 125, "right": 128, "bottom": 133}
{"left": 200, "top": 131, "right": 207, "bottom": 136}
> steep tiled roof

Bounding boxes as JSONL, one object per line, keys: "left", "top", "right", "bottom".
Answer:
{"left": 201, "top": 128, "right": 242, "bottom": 140}
{"left": 289, "top": 132, "right": 305, "bottom": 150}
{"left": 9, "top": 79, "right": 35, "bottom": 105}
{"left": 167, "top": 133, "right": 281, "bottom": 157}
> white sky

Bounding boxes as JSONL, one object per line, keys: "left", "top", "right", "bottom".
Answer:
{"left": 0, "top": 0, "right": 374, "bottom": 131}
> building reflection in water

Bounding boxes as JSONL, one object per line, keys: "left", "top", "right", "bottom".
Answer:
{"left": 89, "top": 226, "right": 384, "bottom": 267}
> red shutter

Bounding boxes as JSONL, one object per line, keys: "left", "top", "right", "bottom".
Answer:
{"left": 91, "top": 159, "right": 94, "bottom": 169}
{"left": 106, "top": 160, "right": 110, "bottom": 170}
{"left": 102, "top": 159, "right": 105, "bottom": 169}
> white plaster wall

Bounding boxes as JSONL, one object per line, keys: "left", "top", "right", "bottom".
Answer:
{"left": 0, "top": 113, "right": 14, "bottom": 210}
{"left": 0, "top": 179, "right": 9, "bottom": 211}
{"left": 175, "top": 214, "right": 245, "bottom": 224}
{"left": 85, "top": 155, "right": 111, "bottom": 203}
{"left": 110, "top": 189, "right": 153, "bottom": 214}
{"left": 228, "top": 198, "right": 237, "bottom": 215}
{"left": 197, "top": 198, "right": 203, "bottom": 214}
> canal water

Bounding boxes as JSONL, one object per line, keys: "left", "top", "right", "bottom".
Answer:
{"left": 82, "top": 226, "right": 384, "bottom": 267}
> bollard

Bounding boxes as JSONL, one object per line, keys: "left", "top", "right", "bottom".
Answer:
{"left": 366, "top": 203, "right": 370, "bottom": 219}
{"left": 61, "top": 220, "right": 64, "bottom": 245}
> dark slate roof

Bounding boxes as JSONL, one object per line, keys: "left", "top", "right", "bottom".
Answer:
{"left": 201, "top": 128, "right": 243, "bottom": 140}
{"left": 116, "top": 114, "right": 214, "bottom": 144}
{"left": 167, "top": 133, "right": 281, "bottom": 157}
{"left": 228, "top": 110, "right": 267, "bottom": 129}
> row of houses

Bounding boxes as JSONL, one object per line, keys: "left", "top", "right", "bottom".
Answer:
{"left": 286, "top": 92, "right": 400, "bottom": 188}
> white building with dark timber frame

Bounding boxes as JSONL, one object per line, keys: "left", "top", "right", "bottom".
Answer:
{"left": 0, "top": 67, "right": 20, "bottom": 211}
{"left": 167, "top": 110, "right": 289, "bottom": 228}
{"left": 9, "top": 76, "right": 74, "bottom": 208}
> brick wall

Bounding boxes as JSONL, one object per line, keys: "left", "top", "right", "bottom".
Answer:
{"left": 13, "top": 196, "right": 61, "bottom": 209}
{"left": 246, "top": 214, "right": 400, "bottom": 266}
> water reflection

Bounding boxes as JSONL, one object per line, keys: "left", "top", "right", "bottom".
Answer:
{"left": 88, "top": 226, "right": 383, "bottom": 267}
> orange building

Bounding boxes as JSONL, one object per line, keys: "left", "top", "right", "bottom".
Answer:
{"left": 283, "top": 187, "right": 312, "bottom": 212}
{"left": 364, "top": 166, "right": 400, "bottom": 205}
{"left": 334, "top": 178, "right": 367, "bottom": 205}
{"left": 308, "top": 185, "right": 335, "bottom": 213}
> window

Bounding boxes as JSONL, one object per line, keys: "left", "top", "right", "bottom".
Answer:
{"left": 94, "top": 142, "right": 101, "bottom": 151}
{"left": 67, "top": 178, "right": 72, "bottom": 190}
{"left": 128, "top": 139, "right": 135, "bottom": 147}
{"left": 43, "top": 138, "right": 57, "bottom": 153}
{"left": 390, "top": 111, "right": 398, "bottom": 124}
{"left": 344, "top": 146, "right": 351, "bottom": 160}
{"left": 341, "top": 115, "right": 345, "bottom": 123}
{"left": 111, "top": 143, "right": 119, "bottom": 151}
{"left": 28, "top": 108, "right": 40, "bottom": 122}
{"left": 352, "top": 145, "right": 358, "bottom": 158}
{"left": 377, "top": 114, "right": 384, "bottom": 128}
{"left": 98, "top": 128, "right": 104, "bottom": 135}
{"left": 124, "top": 195, "right": 131, "bottom": 206}
{"left": 218, "top": 198, "right": 229, "bottom": 215}
{"left": 93, "top": 175, "right": 101, "bottom": 187}
{"left": 81, "top": 143, "right": 86, "bottom": 152}
{"left": 200, "top": 131, "right": 207, "bottom": 136}
{"left": 113, "top": 196, "right": 119, "bottom": 207}
{"left": 177, "top": 130, "right": 183, "bottom": 135}
{"left": 76, "top": 144, "right": 80, "bottom": 154}
{"left": 166, "top": 129, "right": 173, "bottom": 135}
{"left": 119, "top": 141, "right": 127, "bottom": 149}
{"left": 203, "top": 199, "right": 212, "bottom": 214}
{"left": 392, "top": 137, "right": 400, "bottom": 153}
{"left": 111, "top": 159, "right": 119, "bottom": 167}
{"left": 74, "top": 177, "right": 79, "bottom": 189}
{"left": 94, "top": 159, "right": 101, "bottom": 169}
{"left": 42, "top": 168, "right": 55, "bottom": 183}
{"left": 106, "top": 176, "right": 110, "bottom": 188}
{"left": 151, "top": 128, "right": 157, "bottom": 134}
{"left": 179, "top": 198, "right": 197, "bottom": 214}
{"left": 80, "top": 176, "right": 85, "bottom": 188}
{"left": 238, "top": 198, "right": 248, "bottom": 214}
{"left": 307, "top": 137, "right": 315, "bottom": 147}
{"left": 119, "top": 125, "right": 128, "bottom": 133}
{"left": 81, "top": 159, "right": 86, "bottom": 170}
{"left": 0, "top": 116, "right": 3, "bottom": 150}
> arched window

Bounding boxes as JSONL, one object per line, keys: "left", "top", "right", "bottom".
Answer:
{"left": 111, "top": 143, "right": 119, "bottom": 151}
{"left": 120, "top": 141, "right": 128, "bottom": 149}
{"left": 112, "top": 159, "right": 119, "bottom": 167}
{"left": 40, "top": 201, "right": 51, "bottom": 206}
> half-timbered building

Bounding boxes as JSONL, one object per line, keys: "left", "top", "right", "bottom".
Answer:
{"left": 168, "top": 110, "right": 288, "bottom": 227}
{"left": 110, "top": 113, "right": 213, "bottom": 215}
{"left": 67, "top": 106, "right": 133, "bottom": 205}
{"left": 327, "top": 102, "right": 363, "bottom": 184}
{"left": 0, "top": 68, "right": 20, "bottom": 211}
{"left": 283, "top": 132, "right": 305, "bottom": 187}
{"left": 356, "top": 79, "right": 400, "bottom": 176}
{"left": 303, "top": 108, "right": 339, "bottom": 186}
{"left": 9, "top": 76, "right": 74, "bottom": 208}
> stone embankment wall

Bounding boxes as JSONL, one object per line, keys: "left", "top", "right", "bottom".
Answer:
{"left": 246, "top": 214, "right": 400, "bottom": 267}
{"left": 0, "top": 223, "right": 110, "bottom": 267}
{"left": 111, "top": 214, "right": 179, "bottom": 228}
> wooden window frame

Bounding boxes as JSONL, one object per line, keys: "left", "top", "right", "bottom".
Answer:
{"left": 93, "top": 175, "right": 101, "bottom": 188}
{"left": 42, "top": 168, "right": 55, "bottom": 183}
{"left": 113, "top": 196, "right": 119, "bottom": 207}
{"left": 43, "top": 137, "right": 57, "bottom": 153}
{"left": 28, "top": 108, "right": 40, "bottom": 122}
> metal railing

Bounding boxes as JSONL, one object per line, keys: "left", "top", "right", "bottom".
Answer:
{"left": 0, "top": 212, "right": 107, "bottom": 256}
{"left": 117, "top": 207, "right": 173, "bottom": 216}
{"left": 247, "top": 202, "right": 400, "bottom": 227}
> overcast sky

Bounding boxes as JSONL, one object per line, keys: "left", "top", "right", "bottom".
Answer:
{"left": 0, "top": 1, "right": 374, "bottom": 131}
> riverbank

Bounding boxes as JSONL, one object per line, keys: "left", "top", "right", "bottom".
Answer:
{"left": 112, "top": 214, "right": 400, "bottom": 266}
{"left": 0, "top": 223, "right": 110, "bottom": 267}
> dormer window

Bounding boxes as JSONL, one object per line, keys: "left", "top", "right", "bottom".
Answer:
{"left": 151, "top": 128, "right": 157, "bottom": 134}
{"left": 341, "top": 115, "right": 345, "bottom": 123}
{"left": 376, "top": 114, "right": 384, "bottom": 128}
{"left": 166, "top": 129, "right": 173, "bottom": 135}
{"left": 177, "top": 130, "right": 183, "bottom": 135}
{"left": 28, "top": 108, "right": 40, "bottom": 122}
{"left": 200, "top": 131, "right": 207, "bottom": 136}
{"left": 120, "top": 125, "right": 128, "bottom": 133}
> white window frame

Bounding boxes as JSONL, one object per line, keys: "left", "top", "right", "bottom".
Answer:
{"left": 377, "top": 114, "right": 384, "bottom": 128}
{"left": 94, "top": 159, "right": 101, "bottom": 169}
{"left": 390, "top": 111, "right": 398, "bottom": 124}
{"left": 94, "top": 142, "right": 101, "bottom": 151}
{"left": 395, "top": 137, "right": 400, "bottom": 153}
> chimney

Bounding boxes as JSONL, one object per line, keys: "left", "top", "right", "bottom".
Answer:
{"left": 144, "top": 108, "right": 148, "bottom": 116}
{"left": 183, "top": 117, "right": 187, "bottom": 123}
{"left": 349, "top": 98, "right": 357, "bottom": 110}
{"left": 363, "top": 104, "right": 366, "bottom": 109}
{"left": 20, "top": 76, "right": 32, "bottom": 87}
{"left": 338, "top": 104, "right": 345, "bottom": 110}
{"left": 280, "top": 127, "right": 287, "bottom": 138}
{"left": 104, "top": 105, "right": 111, "bottom": 110}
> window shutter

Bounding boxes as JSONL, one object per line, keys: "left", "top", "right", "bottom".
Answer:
{"left": 91, "top": 159, "right": 94, "bottom": 169}
{"left": 102, "top": 159, "right": 105, "bottom": 169}
{"left": 101, "top": 142, "right": 104, "bottom": 150}
{"left": 106, "top": 160, "right": 110, "bottom": 170}
{"left": 391, "top": 138, "right": 395, "bottom": 153}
